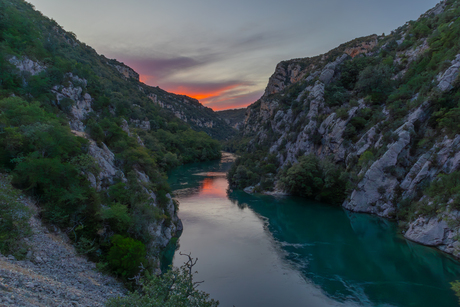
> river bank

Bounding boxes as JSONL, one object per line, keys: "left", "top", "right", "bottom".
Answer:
{"left": 167, "top": 155, "right": 460, "bottom": 307}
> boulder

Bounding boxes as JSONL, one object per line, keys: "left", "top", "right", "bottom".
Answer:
{"left": 405, "top": 216, "right": 448, "bottom": 246}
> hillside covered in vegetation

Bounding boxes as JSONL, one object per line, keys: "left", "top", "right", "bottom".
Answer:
{"left": 0, "top": 0, "right": 225, "bottom": 284}
{"left": 229, "top": 0, "right": 460, "bottom": 257}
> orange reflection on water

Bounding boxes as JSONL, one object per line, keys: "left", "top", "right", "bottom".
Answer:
{"left": 199, "top": 176, "right": 228, "bottom": 198}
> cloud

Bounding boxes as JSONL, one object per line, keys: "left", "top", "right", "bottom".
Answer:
{"left": 161, "top": 80, "right": 252, "bottom": 98}
{"left": 204, "top": 90, "right": 263, "bottom": 111}
{"left": 136, "top": 77, "right": 261, "bottom": 110}
{"left": 122, "top": 55, "right": 211, "bottom": 80}
{"left": 111, "top": 29, "right": 279, "bottom": 110}
{"left": 154, "top": 80, "right": 259, "bottom": 110}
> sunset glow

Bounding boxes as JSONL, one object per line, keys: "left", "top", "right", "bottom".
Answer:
{"left": 27, "top": 0, "right": 440, "bottom": 111}
{"left": 138, "top": 74, "right": 256, "bottom": 110}
{"left": 199, "top": 177, "right": 228, "bottom": 198}
{"left": 170, "top": 84, "right": 241, "bottom": 101}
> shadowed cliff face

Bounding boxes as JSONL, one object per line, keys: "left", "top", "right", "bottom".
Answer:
{"left": 235, "top": 0, "right": 460, "bottom": 257}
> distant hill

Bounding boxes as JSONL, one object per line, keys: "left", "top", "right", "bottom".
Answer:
{"left": 216, "top": 108, "right": 247, "bottom": 130}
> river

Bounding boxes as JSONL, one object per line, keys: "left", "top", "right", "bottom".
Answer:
{"left": 165, "top": 154, "right": 460, "bottom": 307}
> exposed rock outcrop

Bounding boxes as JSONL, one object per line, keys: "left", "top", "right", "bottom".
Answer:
{"left": 51, "top": 74, "right": 93, "bottom": 131}
{"left": 405, "top": 210, "right": 460, "bottom": 257}
{"left": 344, "top": 38, "right": 378, "bottom": 58}
{"left": 238, "top": 1, "right": 460, "bottom": 259}
{"left": 437, "top": 54, "right": 460, "bottom": 92}
{"left": 88, "top": 140, "right": 126, "bottom": 191}
{"left": 9, "top": 56, "right": 45, "bottom": 76}
{"left": 113, "top": 64, "right": 140, "bottom": 81}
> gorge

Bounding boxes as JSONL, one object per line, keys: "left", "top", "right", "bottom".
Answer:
{"left": 167, "top": 154, "right": 460, "bottom": 306}
{"left": 1, "top": 0, "right": 460, "bottom": 306}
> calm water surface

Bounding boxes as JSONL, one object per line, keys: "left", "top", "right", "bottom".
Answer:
{"left": 166, "top": 154, "right": 460, "bottom": 307}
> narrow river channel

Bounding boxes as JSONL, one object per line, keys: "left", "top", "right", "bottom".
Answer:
{"left": 165, "top": 154, "right": 460, "bottom": 307}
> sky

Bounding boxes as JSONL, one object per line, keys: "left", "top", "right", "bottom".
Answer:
{"left": 28, "top": 0, "right": 440, "bottom": 110}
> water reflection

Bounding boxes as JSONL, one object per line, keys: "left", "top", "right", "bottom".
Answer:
{"left": 167, "top": 155, "right": 460, "bottom": 307}
{"left": 228, "top": 192, "right": 460, "bottom": 306}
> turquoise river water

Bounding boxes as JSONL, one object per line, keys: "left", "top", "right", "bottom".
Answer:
{"left": 165, "top": 154, "right": 460, "bottom": 307}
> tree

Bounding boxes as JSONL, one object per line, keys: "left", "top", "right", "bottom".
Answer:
{"left": 107, "top": 253, "right": 219, "bottom": 307}
{"left": 108, "top": 235, "right": 147, "bottom": 278}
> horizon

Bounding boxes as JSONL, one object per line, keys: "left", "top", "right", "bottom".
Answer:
{"left": 28, "top": 0, "right": 440, "bottom": 111}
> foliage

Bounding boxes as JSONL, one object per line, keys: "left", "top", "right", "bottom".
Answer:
{"left": 279, "top": 155, "right": 348, "bottom": 204}
{"left": 0, "top": 0, "right": 227, "bottom": 289}
{"left": 108, "top": 234, "right": 147, "bottom": 278}
{"left": 107, "top": 254, "right": 219, "bottom": 307}
{"left": 227, "top": 151, "right": 279, "bottom": 191}
{"left": 425, "top": 171, "right": 460, "bottom": 211}
{"left": 0, "top": 97, "right": 95, "bottom": 227}
{"left": 324, "top": 84, "right": 350, "bottom": 107}
{"left": 0, "top": 174, "right": 31, "bottom": 258}
{"left": 100, "top": 203, "right": 132, "bottom": 233}
{"left": 451, "top": 281, "right": 460, "bottom": 305}
{"left": 355, "top": 64, "right": 394, "bottom": 103}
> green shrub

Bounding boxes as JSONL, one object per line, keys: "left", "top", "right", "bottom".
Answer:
{"left": 355, "top": 64, "right": 394, "bottom": 103}
{"left": 451, "top": 281, "right": 460, "bottom": 305}
{"left": 100, "top": 203, "right": 132, "bottom": 233}
{"left": 280, "top": 154, "right": 348, "bottom": 204}
{"left": 0, "top": 175, "right": 31, "bottom": 258}
{"left": 108, "top": 235, "right": 147, "bottom": 278}
{"left": 107, "top": 254, "right": 219, "bottom": 307}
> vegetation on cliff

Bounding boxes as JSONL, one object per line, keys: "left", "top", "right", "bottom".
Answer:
{"left": 107, "top": 254, "right": 219, "bottom": 307}
{"left": 0, "top": 0, "right": 221, "bottom": 286}
{"left": 228, "top": 0, "right": 460, "bottom": 258}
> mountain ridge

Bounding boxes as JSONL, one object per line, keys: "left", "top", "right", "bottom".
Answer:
{"left": 0, "top": 0, "right": 225, "bottom": 293}
{"left": 229, "top": 0, "right": 460, "bottom": 258}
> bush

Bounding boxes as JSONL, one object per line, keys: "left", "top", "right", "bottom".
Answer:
{"left": 355, "top": 64, "right": 394, "bottom": 103}
{"left": 107, "top": 254, "right": 219, "bottom": 307}
{"left": 451, "top": 281, "right": 460, "bottom": 305}
{"left": 108, "top": 235, "right": 147, "bottom": 278}
{"left": 280, "top": 154, "right": 348, "bottom": 204}
{"left": 0, "top": 175, "right": 31, "bottom": 258}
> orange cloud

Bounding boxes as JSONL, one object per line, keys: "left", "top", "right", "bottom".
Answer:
{"left": 166, "top": 83, "right": 242, "bottom": 101}
{"left": 138, "top": 75, "right": 256, "bottom": 110}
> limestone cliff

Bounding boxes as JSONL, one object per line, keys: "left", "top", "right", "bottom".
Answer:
{"left": 235, "top": 0, "right": 460, "bottom": 257}
{"left": 0, "top": 0, "right": 219, "bottom": 281}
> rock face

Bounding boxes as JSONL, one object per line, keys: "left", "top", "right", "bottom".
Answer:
{"left": 9, "top": 56, "right": 45, "bottom": 76}
{"left": 133, "top": 169, "right": 182, "bottom": 261}
{"left": 51, "top": 73, "right": 93, "bottom": 131}
{"left": 437, "top": 54, "right": 460, "bottom": 92}
{"left": 344, "top": 128, "right": 411, "bottom": 218}
{"left": 113, "top": 64, "right": 140, "bottom": 81}
{"left": 217, "top": 108, "right": 247, "bottom": 131}
{"left": 344, "top": 38, "right": 377, "bottom": 58}
{"left": 405, "top": 211, "right": 460, "bottom": 257}
{"left": 147, "top": 194, "right": 183, "bottom": 252}
{"left": 239, "top": 2, "right": 460, "bottom": 258}
{"left": 88, "top": 140, "right": 125, "bottom": 191}
{"left": 86, "top": 141, "right": 181, "bottom": 261}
